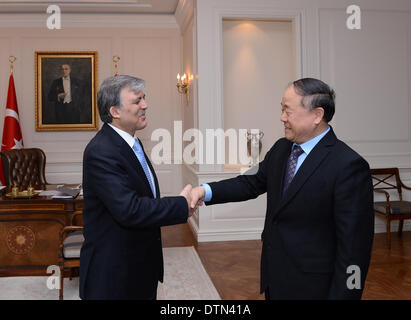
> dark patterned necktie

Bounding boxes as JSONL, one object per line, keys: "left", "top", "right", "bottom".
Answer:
{"left": 282, "top": 145, "right": 304, "bottom": 195}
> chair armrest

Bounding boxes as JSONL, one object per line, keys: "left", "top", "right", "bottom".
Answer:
{"left": 373, "top": 189, "right": 392, "bottom": 214}
{"left": 58, "top": 226, "right": 83, "bottom": 261}
{"left": 59, "top": 226, "right": 84, "bottom": 247}
{"left": 400, "top": 180, "right": 411, "bottom": 191}
{"left": 374, "top": 189, "right": 390, "bottom": 201}
{"left": 71, "top": 211, "right": 83, "bottom": 225}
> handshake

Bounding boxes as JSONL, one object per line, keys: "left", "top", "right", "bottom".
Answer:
{"left": 179, "top": 185, "right": 206, "bottom": 217}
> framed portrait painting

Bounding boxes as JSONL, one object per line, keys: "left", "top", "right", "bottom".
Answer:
{"left": 35, "top": 51, "right": 98, "bottom": 131}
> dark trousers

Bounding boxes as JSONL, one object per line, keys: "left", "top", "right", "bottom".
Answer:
{"left": 263, "top": 227, "right": 332, "bottom": 300}
{"left": 264, "top": 268, "right": 332, "bottom": 300}
{"left": 81, "top": 281, "right": 158, "bottom": 300}
{"left": 55, "top": 102, "right": 79, "bottom": 124}
{"left": 265, "top": 287, "right": 271, "bottom": 300}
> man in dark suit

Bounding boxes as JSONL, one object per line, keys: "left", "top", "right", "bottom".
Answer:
{"left": 190, "top": 78, "right": 374, "bottom": 300}
{"left": 80, "top": 75, "right": 193, "bottom": 300}
{"left": 47, "top": 63, "right": 84, "bottom": 124}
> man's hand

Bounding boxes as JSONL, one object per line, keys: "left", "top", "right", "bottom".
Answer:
{"left": 58, "top": 92, "right": 66, "bottom": 100}
{"left": 180, "top": 184, "right": 194, "bottom": 217}
{"left": 190, "top": 186, "right": 206, "bottom": 210}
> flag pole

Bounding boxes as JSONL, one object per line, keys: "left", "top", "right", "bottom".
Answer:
{"left": 1, "top": 55, "right": 23, "bottom": 185}
{"left": 9, "top": 56, "right": 16, "bottom": 75}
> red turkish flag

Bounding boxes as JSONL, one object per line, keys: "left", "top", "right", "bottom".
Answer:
{"left": 0, "top": 74, "right": 24, "bottom": 185}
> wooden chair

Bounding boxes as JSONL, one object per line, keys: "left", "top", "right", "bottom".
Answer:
{"left": 370, "top": 168, "right": 411, "bottom": 248}
{"left": 0, "top": 148, "right": 48, "bottom": 188}
{"left": 58, "top": 211, "right": 84, "bottom": 300}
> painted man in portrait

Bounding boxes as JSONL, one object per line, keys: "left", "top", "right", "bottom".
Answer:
{"left": 47, "top": 63, "right": 86, "bottom": 124}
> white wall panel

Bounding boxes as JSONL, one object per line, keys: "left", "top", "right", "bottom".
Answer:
{"left": 319, "top": 9, "right": 410, "bottom": 144}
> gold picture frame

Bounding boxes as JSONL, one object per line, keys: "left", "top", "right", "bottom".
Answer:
{"left": 35, "top": 51, "right": 98, "bottom": 131}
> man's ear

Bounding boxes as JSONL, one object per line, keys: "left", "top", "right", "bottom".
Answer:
{"left": 109, "top": 106, "right": 120, "bottom": 120}
{"left": 313, "top": 107, "right": 324, "bottom": 124}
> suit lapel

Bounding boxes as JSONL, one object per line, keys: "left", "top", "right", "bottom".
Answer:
{"left": 70, "top": 78, "right": 77, "bottom": 95}
{"left": 137, "top": 138, "right": 160, "bottom": 198}
{"left": 102, "top": 124, "right": 156, "bottom": 198}
{"left": 272, "top": 140, "right": 292, "bottom": 202}
{"left": 273, "top": 128, "right": 337, "bottom": 218}
{"left": 57, "top": 78, "right": 64, "bottom": 93}
{"left": 266, "top": 141, "right": 291, "bottom": 225}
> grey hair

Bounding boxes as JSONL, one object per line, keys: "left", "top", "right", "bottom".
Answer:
{"left": 97, "top": 75, "right": 145, "bottom": 123}
{"left": 287, "top": 78, "right": 336, "bottom": 122}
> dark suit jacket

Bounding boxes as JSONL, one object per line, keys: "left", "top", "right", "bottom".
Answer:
{"left": 206, "top": 127, "right": 374, "bottom": 300}
{"left": 46, "top": 76, "right": 89, "bottom": 124}
{"left": 48, "top": 76, "right": 84, "bottom": 106}
{"left": 80, "top": 123, "right": 188, "bottom": 299}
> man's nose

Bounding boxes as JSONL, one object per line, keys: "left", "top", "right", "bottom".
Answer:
{"left": 280, "top": 111, "right": 286, "bottom": 122}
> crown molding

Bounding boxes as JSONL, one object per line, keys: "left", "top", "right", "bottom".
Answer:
{"left": 0, "top": 0, "right": 178, "bottom": 14}
{"left": 0, "top": 12, "right": 178, "bottom": 28}
{"left": 174, "top": 0, "right": 194, "bottom": 33}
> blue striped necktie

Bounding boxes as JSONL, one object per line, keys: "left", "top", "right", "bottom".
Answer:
{"left": 132, "top": 139, "right": 156, "bottom": 198}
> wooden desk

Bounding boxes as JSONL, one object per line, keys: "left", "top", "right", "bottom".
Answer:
{"left": 0, "top": 185, "right": 83, "bottom": 276}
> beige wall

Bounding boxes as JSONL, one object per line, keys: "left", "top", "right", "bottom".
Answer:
{"left": 223, "top": 19, "right": 296, "bottom": 161}
{"left": 0, "top": 14, "right": 183, "bottom": 195}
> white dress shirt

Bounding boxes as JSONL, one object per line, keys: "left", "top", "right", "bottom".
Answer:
{"left": 108, "top": 123, "right": 156, "bottom": 198}
{"left": 62, "top": 76, "right": 72, "bottom": 103}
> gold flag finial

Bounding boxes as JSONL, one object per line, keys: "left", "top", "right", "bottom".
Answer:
{"left": 113, "top": 56, "right": 120, "bottom": 76}
{"left": 9, "top": 56, "right": 16, "bottom": 74}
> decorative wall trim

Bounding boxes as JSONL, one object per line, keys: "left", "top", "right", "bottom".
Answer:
{"left": 0, "top": 13, "right": 178, "bottom": 28}
{"left": 193, "top": 226, "right": 263, "bottom": 242}
{"left": 175, "top": 0, "right": 194, "bottom": 33}
{"left": 188, "top": 216, "right": 411, "bottom": 243}
{"left": 375, "top": 219, "right": 411, "bottom": 234}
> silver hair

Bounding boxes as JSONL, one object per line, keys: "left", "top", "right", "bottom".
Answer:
{"left": 285, "top": 78, "right": 336, "bottom": 122}
{"left": 284, "top": 81, "right": 312, "bottom": 110}
{"left": 97, "top": 75, "right": 145, "bottom": 123}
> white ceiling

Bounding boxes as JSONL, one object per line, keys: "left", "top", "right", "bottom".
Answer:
{"left": 0, "top": 0, "right": 180, "bottom": 13}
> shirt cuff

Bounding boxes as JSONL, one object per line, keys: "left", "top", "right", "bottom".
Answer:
{"left": 201, "top": 183, "right": 212, "bottom": 202}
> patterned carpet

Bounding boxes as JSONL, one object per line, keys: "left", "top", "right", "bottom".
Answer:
{"left": 0, "top": 246, "right": 220, "bottom": 300}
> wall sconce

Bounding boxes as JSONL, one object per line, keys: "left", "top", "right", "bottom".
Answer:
{"left": 176, "top": 73, "right": 192, "bottom": 105}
